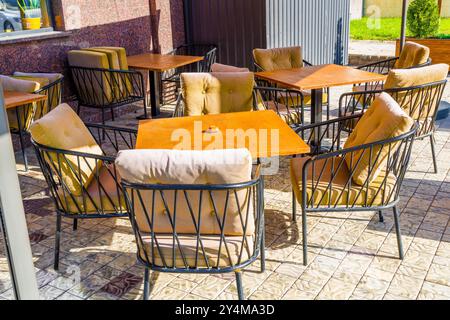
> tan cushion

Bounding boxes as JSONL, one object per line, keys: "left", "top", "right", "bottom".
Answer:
{"left": 211, "top": 63, "right": 250, "bottom": 72}
{"left": 180, "top": 72, "right": 255, "bottom": 116}
{"left": 290, "top": 157, "right": 397, "bottom": 207}
{"left": 139, "top": 234, "right": 254, "bottom": 268}
{"left": 57, "top": 164, "right": 126, "bottom": 214}
{"left": 385, "top": 64, "right": 449, "bottom": 121}
{"left": 29, "top": 103, "right": 104, "bottom": 196}
{"left": 343, "top": 92, "right": 414, "bottom": 185}
{"left": 68, "top": 50, "right": 113, "bottom": 104}
{"left": 394, "top": 41, "right": 430, "bottom": 69}
{"left": 115, "top": 148, "right": 254, "bottom": 236}
{"left": 253, "top": 46, "right": 303, "bottom": 71}
{"left": 0, "top": 75, "right": 42, "bottom": 131}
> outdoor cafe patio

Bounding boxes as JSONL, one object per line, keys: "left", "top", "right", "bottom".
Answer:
{"left": 0, "top": 0, "right": 450, "bottom": 302}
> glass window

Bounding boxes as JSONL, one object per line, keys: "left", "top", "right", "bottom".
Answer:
{"left": 0, "top": 0, "right": 53, "bottom": 35}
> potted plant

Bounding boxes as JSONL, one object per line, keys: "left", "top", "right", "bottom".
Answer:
{"left": 396, "top": 0, "right": 450, "bottom": 65}
{"left": 17, "top": 0, "right": 41, "bottom": 30}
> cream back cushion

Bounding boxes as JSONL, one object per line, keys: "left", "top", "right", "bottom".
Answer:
{"left": 395, "top": 41, "right": 430, "bottom": 69}
{"left": 344, "top": 93, "right": 414, "bottom": 185}
{"left": 181, "top": 72, "right": 255, "bottom": 116}
{"left": 253, "top": 46, "right": 303, "bottom": 71}
{"left": 116, "top": 149, "right": 255, "bottom": 236}
{"left": 29, "top": 103, "right": 103, "bottom": 196}
{"left": 385, "top": 64, "right": 449, "bottom": 121}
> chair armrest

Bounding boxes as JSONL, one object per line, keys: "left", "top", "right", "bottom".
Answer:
{"left": 303, "top": 59, "right": 313, "bottom": 66}
{"left": 86, "top": 123, "right": 137, "bottom": 154}
{"left": 295, "top": 114, "right": 362, "bottom": 153}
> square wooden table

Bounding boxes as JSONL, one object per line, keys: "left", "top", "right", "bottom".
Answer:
{"left": 255, "top": 64, "right": 387, "bottom": 146}
{"left": 136, "top": 110, "right": 310, "bottom": 159}
{"left": 127, "top": 53, "right": 204, "bottom": 118}
{"left": 3, "top": 91, "right": 47, "bottom": 109}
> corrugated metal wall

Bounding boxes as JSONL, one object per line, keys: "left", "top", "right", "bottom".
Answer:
{"left": 266, "top": 0, "right": 350, "bottom": 65}
{"left": 184, "top": 0, "right": 350, "bottom": 68}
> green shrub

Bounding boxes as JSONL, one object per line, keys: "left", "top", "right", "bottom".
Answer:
{"left": 407, "top": 0, "right": 440, "bottom": 38}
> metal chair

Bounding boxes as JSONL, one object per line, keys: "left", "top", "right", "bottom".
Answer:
{"left": 160, "top": 44, "right": 217, "bottom": 104}
{"left": 118, "top": 150, "right": 264, "bottom": 300}
{"left": 30, "top": 105, "right": 137, "bottom": 270}
{"left": 340, "top": 80, "right": 447, "bottom": 173}
{"left": 8, "top": 76, "right": 64, "bottom": 171}
{"left": 291, "top": 94, "right": 417, "bottom": 266}
{"left": 253, "top": 47, "right": 331, "bottom": 123}
{"left": 68, "top": 66, "right": 147, "bottom": 125}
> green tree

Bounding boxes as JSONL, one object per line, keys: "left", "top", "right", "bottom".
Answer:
{"left": 407, "top": 0, "right": 440, "bottom": 38}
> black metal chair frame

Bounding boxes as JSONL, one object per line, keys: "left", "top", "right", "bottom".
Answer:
{"left": 121, "top": 166, "right": 264, "bottom": 300}
{"left": 292, "top": 114, "right": 418, "bottom": 265}
{"left": 31, "top": 123, "right": 137, "bottom": 270}
{"left": 10, "top": 76, "right": 64, "bottom": 172}
{"left": 339, "top": 80, "right": 447, "bottom": 173}
{"left": 253, "top": 60, "right": 332, "bottom": 123}
{"left": 356, "top": 57, "right": 432, "bottom": 75}
{"left": 68, "top": 66, "right": 148, "bottom": 125}
{"left": 160, "top": 44, "right": 218, "bottom": 104}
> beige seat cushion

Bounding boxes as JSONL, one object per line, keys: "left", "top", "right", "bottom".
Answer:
{"left": 57, "top": 164, "right": 126, "bottom": 214}
{"left": 180, "top": 72, "right": 255, "bottom": 116}
{"left": 211, "top": 63, "right": 250, "bottom": 72}
{"left": 29, "top": 103, "right": 104, "bottom": 196}
{"left": 0, "top": 75, "right": 42, "bottom": 131}
{"left": 68, "top": 50, "right": 113, "bottom": 104}
{"left": 253, "top": 46, "right": 303, "bottom": 71}
{"left": 343, "top": 93, "right": 414, "bottom": 186}
{"left": 115, "top": 148, "right": 254, "bottom": 236}
{"left": 394, "top": 41, "right": 430, "bottom": 69}
{"left": 290, "top": 156, "right": 397, "bottom": 207}
{"left": 140, "top": 234, "right": 254, "bottom": 268}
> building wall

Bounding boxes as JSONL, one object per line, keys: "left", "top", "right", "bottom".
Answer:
{"left": 364, "top": 0, "right": 450, "bottom": 18}
{"left": 0, "top": 0, "right": 185, "bottom": 84}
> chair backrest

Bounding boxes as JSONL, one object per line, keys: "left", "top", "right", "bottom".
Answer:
{"left": 12, "top": 72, "right": 64, "bottom": 120}
{"left": 344, "top": 92, "right": 414, "bottom": 186}
{"left": 180, "top": 72, "right": 255, "bottom": 116}
{"left": 211, "top": 63, "right": 249, "bottom": 73}
{"left": 253, "top": 46, "right": 303, "bottom": 71}
{"left": 384, "top": 64, "right": 449, "bottom": 136}
{"left": 174, "top": 44, "right": 217, "bottom": 72}
{"left": 29, "top": 103, "right": 103, "bottom": 196}
{"left": 117, "top": 148, "right": 262, "bottom": 270}
{"left": 395, "top": 41, "right": 430, "bottom": 69}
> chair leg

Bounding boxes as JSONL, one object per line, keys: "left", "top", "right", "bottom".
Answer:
{"left": 18, "top": 129, "right": 28, "bottom": 172}
{"left": 430, "top": 134, "right": 438, "bottom": 174}
{"left": 54, "top": 213, "right": 62, "bottom": 270}
{"left": 260, "top": 227, "right": 266, "bottom": 273}
{"left": 143, "top": 97, "right": 148, "bottom": 119}
{"left": 143, "top": 268, "right": 150, "bottom": 300}
{"left": 392, "top": 206, "right": 404, "bottom": 260}
{"left": 302, "top": 207, "right": 308, "bottom": 266}
{"left": 235, "top": 271, "right": 245, "bottom": 300}
{"left": 110, "top": 107, "right": 115, "bottom": 122}
{"left": 292, "top": 190, "right": 297, "bottom": 222}
{"left": 73, "top": 219, "right": 78, "bottom": 231}
{"left": 378, "top": 210, "right": 384, "bottom": 223}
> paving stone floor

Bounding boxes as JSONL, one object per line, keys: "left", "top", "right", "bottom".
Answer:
{"left": 1, "top": 83, "right": 450, "bottom": 300}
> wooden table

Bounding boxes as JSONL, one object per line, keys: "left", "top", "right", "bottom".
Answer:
{"left": 127, "top": 53, "right": 204, "bottom": 118}
{"left": 255, "top": 64, "right": 387, "bottom": 146}
{"left": 3, "top": 91, "right": 46, "bottom": 109}
{"left": 136, "top": 110, "right": 310, "bottom": 158}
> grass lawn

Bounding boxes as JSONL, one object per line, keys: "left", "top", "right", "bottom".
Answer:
{"left": 351, "top": 17, "right": 450, "bottom": 40}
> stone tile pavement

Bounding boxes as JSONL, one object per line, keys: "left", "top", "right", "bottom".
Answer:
{"left": 1, "top": 84, "right": 450, "bottom": 300}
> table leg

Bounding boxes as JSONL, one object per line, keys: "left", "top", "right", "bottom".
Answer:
{"left": 311, "top": 88, "right": 323, "bottom": 150}
{"left": 137, "top": 70, "right": 160, "bottom": 119}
